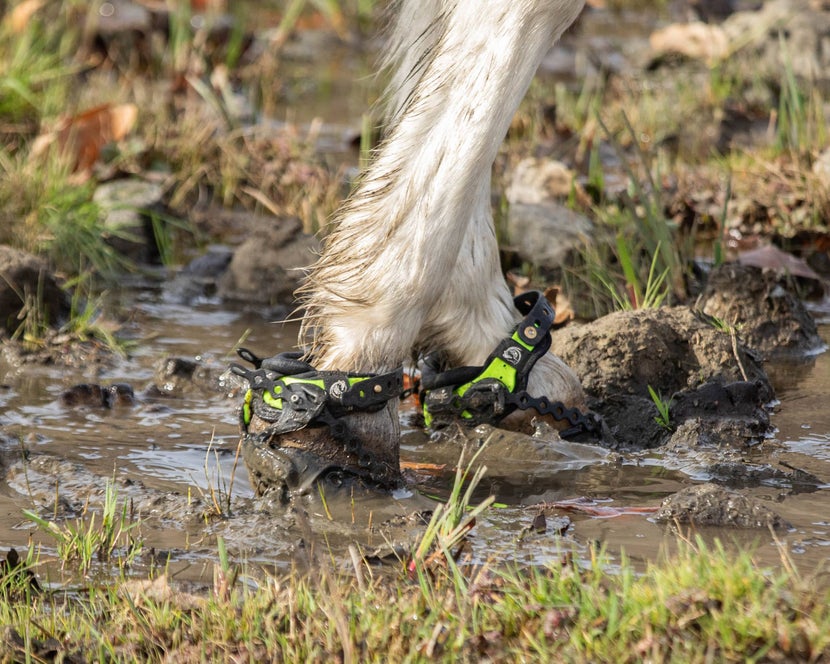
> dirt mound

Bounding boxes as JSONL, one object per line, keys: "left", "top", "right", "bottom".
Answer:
{"left": 696, "top": 263, "right": 824, "bottom": 357}
{"left": 550, "top": 307, "right": 773, "bottom": 449}
{"left": 654, "top": 483, "right": 791, "bottom": 530}
{"left": 551, "top": 307, "right": 769, "bottom": 400}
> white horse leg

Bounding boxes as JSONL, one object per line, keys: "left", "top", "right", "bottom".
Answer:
{"left": 380, "top": 2, "right": 587, "bottom": 422}
{"left": 240, "top": 0, "right": 588, "bottom": 491}
{"left": 304, "top": 0, "right": 586, "bottom": 370}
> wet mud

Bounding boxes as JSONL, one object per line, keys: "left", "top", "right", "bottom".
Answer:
{"left": 0, "top": 276, "right": 829, "bottom": 582}
{"left": 2, "top": 0, "right": 830, "bottom": 580}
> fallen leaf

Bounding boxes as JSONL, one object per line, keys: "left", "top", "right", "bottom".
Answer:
{"left": 399, "top": 461, "right": 446, "bottom": 473}
{"left": 30, "top": 103, "right": 138, "bottom": 176}
{"left": 738, "top": 244, "right": 823, "bottom": 282}
{"left": 189, "top": 0, "right": 227, "bottom": 10}
{"left": 544, "top": 285, "right": 575, "bottom": 327}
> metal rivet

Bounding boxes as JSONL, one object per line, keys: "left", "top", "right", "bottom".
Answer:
{"left": 373, "top": 384, "right": 382, "bottom": 393}
{"left": 524, "top": 326, "right": 538, "bottom": 339}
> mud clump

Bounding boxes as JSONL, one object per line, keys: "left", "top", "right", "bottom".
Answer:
{"left": 551, "top": 307, "right": 773, "bottom": 449}
{"left": 217, "top": 217, "right": 318, "bottom": 308}
{"left": 151, "top": 356, "right": 245, "bottom": 397}
{"left": 61, "top": 383, "right": 135, "bottom": 408}
{"left": 654, "top": 483, "right": 792, "bottom": 530}
{"left": 666, "top": 417, "right": 768, "bottom": 452}
{"left": 551, "top": 307, "right": 769, "bottom": 400}
{"left": 696, "top": 263, "right": 824, "bottom": 358}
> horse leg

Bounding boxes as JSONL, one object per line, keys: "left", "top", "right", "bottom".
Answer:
{"left": 241, "top": 0, "right": 587, "bottom": 494}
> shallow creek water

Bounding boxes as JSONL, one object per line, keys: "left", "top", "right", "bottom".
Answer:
{"left": 1, "top": 287, "right": 829, "bottom": 582}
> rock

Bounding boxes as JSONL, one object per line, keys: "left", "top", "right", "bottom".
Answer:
{"left": 152, "top": 356, "right": 244, "bottom": 397}
{"left": 506, "top": 203, "right": 593, "bottom": 275}
{"left": 649, "top": 22, "right": 730, "bottom": 63}
{"left": 655, "top": 483, "right": 792, "bottom": 530}
{"left": 217, "top": 217, "right": 318, "bottom": 307}
{"left": 0, "top": 245, "right": 70, "bottom": 334}
{"left": 696, "top": 263, "right": 823, "bottom": 357}
{"left": 505, "top": 157, "right": 593, "bottom": 275}
{"left": 506, "top": 158, "right": 577, "bottom": 204}
{"left": 93, "top": 178, "right": 165, "bottom": 263}
{"left": 95, "top": 0, "right": 152, "bottom": 35}
{"left": 165, "top": 245, "right": 233, "bottom": 304}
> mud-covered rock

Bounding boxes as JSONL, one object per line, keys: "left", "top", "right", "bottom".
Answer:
{"left": 61, "top": 383, "right": 135, "bottom": 408}
{"left": 550, "top": 307, "right": 774, "bottom": 449}
{"left": 654, "top": 483, "right": 792, "bottom": 530}
{"left": 217, "top": 217, "right": 317, "bottom": 307}
{"left": 551, "top": 307, "right": 770, "bottom": 400}
{"left": 704, "top": 461, "right": 822, "bottom": 493}
{"left": 165, "top": 245, "right": 233, "bottom": 304}
{"left": 602, "top": 386, "right": 771, "bottom": 452}
{"left": 666, "top": 417, "right": 768, "bottom": 452}
{"left": 152, "top": 356, "right": 243, "bottom": 396}
{"left": 506, "top": 202, "right": 593, "bottom": 277}
{"left": 0, "top": 246, "right": 69, "bottom": 334}
{"left": 504, "top": 157, "right": 594, "bottom": 277}
{"left": 670, "top": 380, "right": 770, "bottom": 423}
{"left": 593, "top": 394, "right": 669, "bottom": 449}
{"left": 696, "top": 263, "right": 823, "bottom": 357}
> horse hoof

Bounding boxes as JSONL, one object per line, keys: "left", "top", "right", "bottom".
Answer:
{"left": 242, "top": 405, "right": 402, "bottom": 500}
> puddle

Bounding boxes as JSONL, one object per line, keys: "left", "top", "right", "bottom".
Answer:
{"left": 1, "top": 287, "right": 828, "bottom": 578}
{"left": 2, "top": 3, "right": 830, "bottom": 580}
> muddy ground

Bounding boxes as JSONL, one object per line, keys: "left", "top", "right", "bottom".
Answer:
{"left": 1, "top": 0, "right": 830, "bottom": 577}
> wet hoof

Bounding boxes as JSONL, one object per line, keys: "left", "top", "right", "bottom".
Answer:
{"left": 420, "top": 292, "right": 598, "bottom": 441}
{"left": 242, "top": 403, "right": 402, "bottom": 501}
{"left": 232, "top": 348, "right": 406, "bottom": 500}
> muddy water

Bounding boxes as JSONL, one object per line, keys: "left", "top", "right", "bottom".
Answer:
{"left": 3, "top": 5, "right": 830, "bottom": 580}
{"left": 1, "top": 287, "right": 829, "bottom": 580}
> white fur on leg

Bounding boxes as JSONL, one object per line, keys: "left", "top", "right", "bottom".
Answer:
{"left": 301, "top": 0, "right": 587, "bottom": 396}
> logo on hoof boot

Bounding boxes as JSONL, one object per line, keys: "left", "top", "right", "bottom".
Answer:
{"left": 329, "top": 380, "right": 348, "bottom": 398}
{"left": 502, "top": 346, "right": 522, "bottom": 365}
